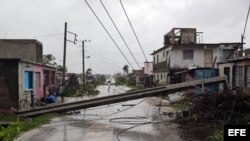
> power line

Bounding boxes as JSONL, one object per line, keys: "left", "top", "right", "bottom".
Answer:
{"left": 100, "top": 0, "right": 141, "bottom": 69}
{"left": 29, "top": 33, "right": 63, "bottom": 38}
{"left": 119, "top": 0, "right": 151, "bottom": 70}
{"left": 87, "top": 47, "right": 124, "bottom": 66}
{"left": 85, "top": 0, "right": 135, "bottom": 70}
{"left": 87, "top": 50, "right": 122, "bottom": 71}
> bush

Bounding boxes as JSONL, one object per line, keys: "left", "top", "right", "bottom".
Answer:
{"left": 79, "top": 84, "right": 99, "bottom": 96}
{"left": 206, "top": 130, "right": 223, "bottom": 141}
{"left": 0, "top": 114, "right": 55, "bottom": 141}
{"left": 113, "top": 73, "right": 136, "bottom": 87}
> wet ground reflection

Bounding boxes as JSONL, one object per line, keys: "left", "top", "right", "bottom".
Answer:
{"left": 16, "top": 85, "right": 186, "bottom": 141}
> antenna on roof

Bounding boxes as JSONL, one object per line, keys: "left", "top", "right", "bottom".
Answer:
{"left": 241, "top": 4, "right": 250, "bottom": 50}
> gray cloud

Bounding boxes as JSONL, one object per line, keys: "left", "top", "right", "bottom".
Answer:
{"left": 0, "top": 0, "right": 249, "bottom": 74}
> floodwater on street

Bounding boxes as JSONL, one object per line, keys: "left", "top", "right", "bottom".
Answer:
{"left": 16, "top": 85, "right": 189, "bottom": 141}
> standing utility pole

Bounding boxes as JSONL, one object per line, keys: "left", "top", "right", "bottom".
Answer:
{"left": 61, "top": 22, "right": 78, "bottom": 102}
{"left": 62, "top": 22, "right": 67, "bottom": 102}
{"left": 63, "top": 22, "right": 67, "bottom": 86}
{"left": 82, "top": 41, "right": 85, "bottom": 85}
{"left": 82, "top": 40, "right": 90, "bottom": 86}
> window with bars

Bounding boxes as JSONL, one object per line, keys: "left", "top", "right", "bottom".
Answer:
{"left": 234, "top": 66, "right": 243, "bottom": 87}
{"left": 35, "top": 72, "right": 41, "bottom": 88}
{"left": 183, "top": 49, "right": 194, "bottom": 60}
{"left": 246, "top": 66, "right": 250, "bottom": 87}
{"left": 51, "top": 71, "right": 55, "bottom": 85}
{"left": 223, "top": 49, "right": 234, "bottom": 60}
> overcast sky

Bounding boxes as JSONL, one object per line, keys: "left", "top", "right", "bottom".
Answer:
{"left": 0, "top": 0, "right": 249, "bottom": 74}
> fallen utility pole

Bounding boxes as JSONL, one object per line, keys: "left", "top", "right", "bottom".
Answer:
{"left": 17, "top": 76, "right": 227, "bottom": 117}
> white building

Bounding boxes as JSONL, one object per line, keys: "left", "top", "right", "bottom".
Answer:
{"left": 151, "top": 28, "right": 241, "bottom": 84}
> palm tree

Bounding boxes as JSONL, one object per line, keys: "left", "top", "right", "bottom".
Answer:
{"left": 123, "top": 65, "right": 129, "bottom": 75}
{"left": 86, "top": 68, "right": 93, "bottom": 82}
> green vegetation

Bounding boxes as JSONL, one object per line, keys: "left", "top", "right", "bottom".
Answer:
{"left": 43, "top": 54, "right": 66, "bottom": 72}
{"left": 206, "top": 130, "right": 223, "bottom": 141}
{"left": 63, "top": 89, "right": 78, "bottom": 97}
{"left": 63, "top": 73, "right": 108, "bottom": 97}
{"left": 78, "top": 84, "right": 100, "bottom": 96}
{"left": 63, "top": 84, "right": 100, "bottom": 97}
{"left": 113, "top": 72, "right": 145, "bottom": 92}
{"left": 126, "top": 85, "right": 144, "bottom": 92}
{"left": 113, "top": 73, "right": 136, "bottom": 86}
{"left": 0, "top": 113, "right": 56, "bottom": 141}
{"left": 93, "top": 74, "right": 107, "bottom": 85}
{"left": 113, "top": 73, "right": 127, "bottom": 85}
{"left": 172, "top": 102, "right": 190, "bottom": 111}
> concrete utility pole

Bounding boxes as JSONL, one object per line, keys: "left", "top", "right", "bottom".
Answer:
{"left": 82, "top": 40, "right": 90, "bottom": 85}
{"left": 82, "top": 41, "right": 85, "bottom": 85}
{"left": 62, "top": 22, "right": 78, "bottom": 102}
{"left": 63, "top": 22, "right": 67, "bottom": 85}
{"left": 62, "top": 22, "right": 67, "bottom": 102}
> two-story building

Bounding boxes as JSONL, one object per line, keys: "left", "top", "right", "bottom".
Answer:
{"left": 151, "top": 28, "right": 242, "bottom": 84}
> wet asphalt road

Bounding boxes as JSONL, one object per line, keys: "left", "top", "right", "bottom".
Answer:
{"left": 16, "top": 85, "right": 185, "bottom": 141}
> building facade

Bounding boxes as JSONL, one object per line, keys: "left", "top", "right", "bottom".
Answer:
{"left": 0, "top": 39, "right": 57, "bottom": 110}
{"left": 151, "top": 28, "right": 241, "bottom": 84}
{"left": 218, "top": 57, "right": 250, "bottom": 94}
{"left": 0, "top": 59, "right": 56, "bottom": 109}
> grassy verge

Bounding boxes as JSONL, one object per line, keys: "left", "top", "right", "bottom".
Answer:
{"left": 206, "top": 130, "right": 223, "bottom": 141}
{"left": 126, "top": 84, "right": 144, "bottom": 92}
{"left": 0, "top": 113, "right": 56, "bottom": 141}
{"left": 171, "top": 102, "right": 190, "bottom": 111}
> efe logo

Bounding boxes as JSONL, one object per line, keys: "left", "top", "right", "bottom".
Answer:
{"left": 228, "top": 129, "right": 246, "bottom": 136}
{"left": 224, "top": 125, "right": 249, "bottom": 141}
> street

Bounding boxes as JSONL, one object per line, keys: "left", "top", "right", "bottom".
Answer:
{"left": 16, "top": 85, "right": 187, "bottom": 141}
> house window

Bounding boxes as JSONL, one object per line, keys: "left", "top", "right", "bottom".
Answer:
{"left": 224, "top": 67, "right": 230, "bottom": 83}
{"left": 246, "top": 66, "right": 250, "bottom": 87}
{"left": 223, "top": 49, "right": 234, "bottom": 60}
{"left": 35, "top": 72, "right": 41, "bottom": 88}
{"left": 51, "top": 71, "right": 55, "bottom": 85}
{"left": 153, "top": 57, "right": 155, "bottom": 64}
{"left": 234, "top": 66, "right": 243, "bottom": 87}
{"left": 183, "top": 50, "right": 193, "bottom": 60}
{"left": 24, "top": 71, "right": 33, "bottom": 90}
{"left": 44, "top": 70, "right": 50, "bottom": 85}
{"left": 163, "top": 52, "right": 165, "bottom": 57}
{"left": 157, "top": 55, "right": 159, "bottom": 63}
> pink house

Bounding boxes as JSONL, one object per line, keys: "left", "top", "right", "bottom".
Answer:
{"left": 0, "top": 59, "right": 57, "bottom": 110}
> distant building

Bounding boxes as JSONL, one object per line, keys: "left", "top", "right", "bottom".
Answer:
{"left": 132, "top": 62, "right": 154, "bottom": 87}
{"left": 133, "top": 69, "right": 144, "bottom": 85}
{"left": 144, "top": 61, "right": 153, "bottom": 75}
{"left": 151, "top": 28, "right": 242, "bottom": 84}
